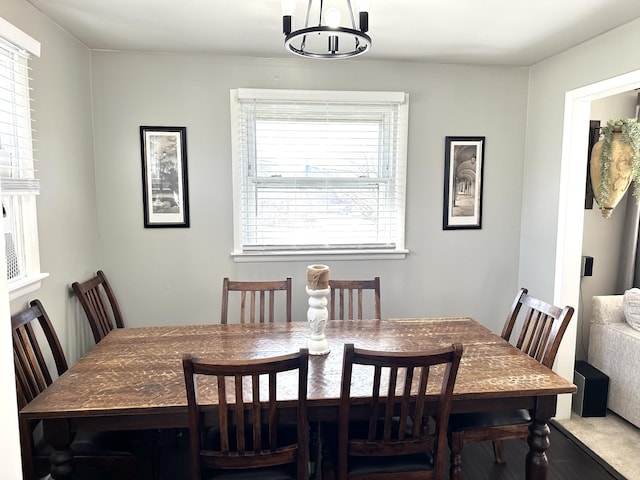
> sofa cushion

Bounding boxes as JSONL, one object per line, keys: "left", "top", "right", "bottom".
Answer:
{"left": 623, "top": 288, "right": 640, "bottom": 331}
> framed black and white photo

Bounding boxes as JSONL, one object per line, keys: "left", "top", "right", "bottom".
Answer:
{"left": 140, "top": 126, "right": 190, "bottom": 228}
{"left": 443, "top": 136, "right": 485, "bottom": 230}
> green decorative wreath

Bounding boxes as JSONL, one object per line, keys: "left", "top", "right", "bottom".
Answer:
{"left": 597, "top": 117, "right": 640, "bottom": 206}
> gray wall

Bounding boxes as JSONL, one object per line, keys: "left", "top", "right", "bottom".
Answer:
{"left": 2, "top": 0, "right": 99, "bottom": 360}
{"left": 4, "top": 0, "right": 640, "bottom": 473}
{"left": 523, "top": 17, "right": 640, "bottom": 415}
{"left": 90, "top": 52, "right": 529, "bottom": 336}
{"left": 1, "top": 0, "right": 101, "bottom": 475}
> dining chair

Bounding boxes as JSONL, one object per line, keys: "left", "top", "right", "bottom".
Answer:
{"left": 12, "top": 299, "right": 137, "bottom": 480}
{"left": 328, "top": 277, "right": 381, "bottom": 320}
{"left": 314, "top": 276, "right": 381, "bottom": 475}
{"left": 447, "top": 287, "right": 575, "bottom": 480}
{"left": 182, "top": 348, "right": 309, "bottom": 480}
{"left": 71, "top": 269, "right": 125, "bottom": 343}
{"left": 322, "top": 342, "right": 463, "bottom": 480}
{"left": 220, "top": 277, "right": 292, "bottom": 324}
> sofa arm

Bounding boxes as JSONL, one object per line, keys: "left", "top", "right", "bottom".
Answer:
{"left": 591, "top": 295, "right": 625, "bottom": 325}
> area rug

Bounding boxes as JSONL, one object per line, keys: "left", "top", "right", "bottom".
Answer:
{"left": 554, "top": 411, "right": 639, "bottom": 480}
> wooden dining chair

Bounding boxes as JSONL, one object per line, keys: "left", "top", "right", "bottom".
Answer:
{"left": 328, "top": 277, "right": 381, "bottom": 320}
{"left": 316, "top": 276, "right": 382, "bottom": 474}
{"left": 220, "top": 277, "right": 292, "bottom": 324}
{"left": 322, "top": 342, "right": 463, "bottom": 480}
{"left": 12, "top": 299, "right": 137, "bottom": 480}
{"left": 182, "top": 348, "right": 309, "bottom": 480}
{"left": 447, "top": 288, "right": 574, "bottom": 480}
{"left": 72, "top": 269, "right": 125, "bottom": 343}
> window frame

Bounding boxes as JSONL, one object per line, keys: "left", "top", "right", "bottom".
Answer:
{"left": 0, "top": 18, "right": 47, "bottom": 300}
{"left": 229, "top": 88, "right": 409, "bottom": 262}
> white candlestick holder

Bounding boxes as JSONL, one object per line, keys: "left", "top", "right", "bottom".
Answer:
{"left": 306, "top": 285, "right": 331, "bottom": 355}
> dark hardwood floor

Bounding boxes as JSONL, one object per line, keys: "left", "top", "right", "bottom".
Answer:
{"left": 98, "top": 422, "right": 625, "bottom": 479}
{"left": 451, "top": 422, "right": 625, "bottom": 480}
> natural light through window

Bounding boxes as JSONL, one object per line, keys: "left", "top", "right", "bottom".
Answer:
{"left": 0, "top": 18, "right": 46, "bottom": 299}
{"left": 230, "top": 88, "right": 409, "bottom": 260}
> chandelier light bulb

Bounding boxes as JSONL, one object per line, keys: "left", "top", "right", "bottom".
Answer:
{"left": 357, "top": 0, "right": 370, "bottom": 12}
{"left": 280, "top": 0, "right": 297, "bottom": 16}
{"left": 324, "top": 7, "right": 341, "bottom": 28}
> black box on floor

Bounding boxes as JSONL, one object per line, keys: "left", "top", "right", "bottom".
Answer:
{"left": 572, "top": 360, "right": 609, "bottom": 417}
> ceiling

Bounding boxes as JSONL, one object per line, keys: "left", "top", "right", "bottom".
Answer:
{"left": 25, "top": 0, "right": 640, "bottom": 66}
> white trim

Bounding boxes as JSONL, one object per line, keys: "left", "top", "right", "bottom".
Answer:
{"left": 0, "top": 17, "right": 40, "bottom": 57}
{"left": 395, "top": 96, "right": 409, "bottom": 249}
{"left": 7, "top": 272, "right": 48, "bottom": 301}
{"left": 230, "top": 89, "right": 244, "bottom": 255}
{"left": 236, "top": 88, "right": 407, "bottom": 104}
{"left": 232, "top": 249, "right": 409, "bottom": 263}
{"left": 557, "top": 70, "right": 640, "bottom": 308}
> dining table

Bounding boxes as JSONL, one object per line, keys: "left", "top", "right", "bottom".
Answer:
{"left": 19, "top": 317, "right": 576, "bottom": 480}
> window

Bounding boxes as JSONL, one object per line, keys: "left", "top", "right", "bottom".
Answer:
{"left": 0, "top": 18, "right": 45, "bottom": 299}
{"left": 230, "top": 88, "right": 409, "bottom": 261}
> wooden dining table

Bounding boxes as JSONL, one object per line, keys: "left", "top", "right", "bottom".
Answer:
{"left": 20, "top": 317, "right": 576, "bottom": 480}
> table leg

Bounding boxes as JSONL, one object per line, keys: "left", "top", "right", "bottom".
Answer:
{"left": 43, "top": 418, "right": 74, "bottom": 479}
{"left": 526, "top": 395, "right": 556, "bottom": 480}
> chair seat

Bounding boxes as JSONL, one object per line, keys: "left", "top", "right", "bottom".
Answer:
{"left": 35, "top": 430, "right": 140, "bottom": 457}
{"left": 348, "top": 452, "right": 434, "bottom": 475}
{"left": 325, "top": 417, "right": 434, "bottom": 474}
{"left": 33, "top": 430, "right": 142, "bottom": 480}
{"left": 449, "top": 409, "right": 531, "bottom": 431}
{"left": 204, "top": 464, "right": 297, "bottom": 480}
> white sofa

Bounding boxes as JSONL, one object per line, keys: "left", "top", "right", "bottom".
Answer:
{"left": 588, "top": 294, "right": 640, "bottom": 428}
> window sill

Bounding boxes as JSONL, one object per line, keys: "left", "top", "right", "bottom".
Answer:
{"left": 231, "top": 249, "right": 409, "bottom": 263}
{"left": 8, "top": 272, "right": 49, "bottom": 302}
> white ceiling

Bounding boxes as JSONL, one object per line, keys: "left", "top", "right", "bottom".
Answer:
{"left": 25, "top": 0, "right": 640, "bottom": 66}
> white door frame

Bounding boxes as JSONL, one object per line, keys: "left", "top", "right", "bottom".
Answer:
{"left": 554, "top": 70, "right": 640, "bottom": 418}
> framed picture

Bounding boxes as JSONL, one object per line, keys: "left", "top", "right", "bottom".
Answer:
{"left": 443, "top": 136, "right": 485, "bottom": 230}
{"left": 140, "top": 126, "right": 190, "bottom": 228}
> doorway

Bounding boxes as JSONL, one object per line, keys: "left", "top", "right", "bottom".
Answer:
{"left": 555, "top": 70, "right": 640, "bottom": 417}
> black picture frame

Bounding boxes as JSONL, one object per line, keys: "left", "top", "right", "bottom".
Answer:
{"left": 140, "top": 126, "right": 190, "bottom": 228}
{"left": 443, "top": 136, "right": 485, "bottom": 230}
{"left": 585, "top": 120, "right": 601, "bottom": 209}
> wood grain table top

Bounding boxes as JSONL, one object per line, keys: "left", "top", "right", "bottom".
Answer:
{"left": 20, "top": 318, "right": 576, "bottom": 421}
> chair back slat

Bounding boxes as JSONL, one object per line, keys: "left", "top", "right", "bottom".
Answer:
{"left": 72, "top": 270, "right": 125, "bottom": 343}
{"left": 221, "top": 278, "right": 292, "bottom": 324}
{"left": 338, "top": 342, "right": 463, "bottom": 479}
{"left": 183, "top": 349, "right": 308, "bottom": 480}
{"left": 13, "top": 331, "right": 47, "bottom": 404}
{"left": 329, "top": 277, "right": 381, "bottom": 320}
{"left": 501, "top": 288, "right": 574, "bottom": 368}
{"left": 12, "top": 300, "right": 68, "bottom": 407}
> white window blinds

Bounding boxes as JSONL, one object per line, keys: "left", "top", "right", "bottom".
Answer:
{"left": 1, "top": 18, "right": 43, "bottom": 292}
{"left": 230, "top": 88, "right": 408, "bottom": 255}
{"left": 0, "top": 36, "right": 38, "bottom": 196}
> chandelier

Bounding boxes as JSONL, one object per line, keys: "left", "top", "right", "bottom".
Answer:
{"left": 281, "top": 0, "right": 371, "bottom": 59}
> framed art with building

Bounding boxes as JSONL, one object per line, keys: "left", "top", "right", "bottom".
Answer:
{"left": 140, "top": 126, "right": 190, "bottom": 228}
{"left": 443, "top": 136, "right": 485, "bottom": 230}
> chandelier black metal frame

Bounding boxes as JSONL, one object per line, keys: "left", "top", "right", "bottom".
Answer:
{"left": 282, "top": 0, "right": 371, "bottom": 59}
